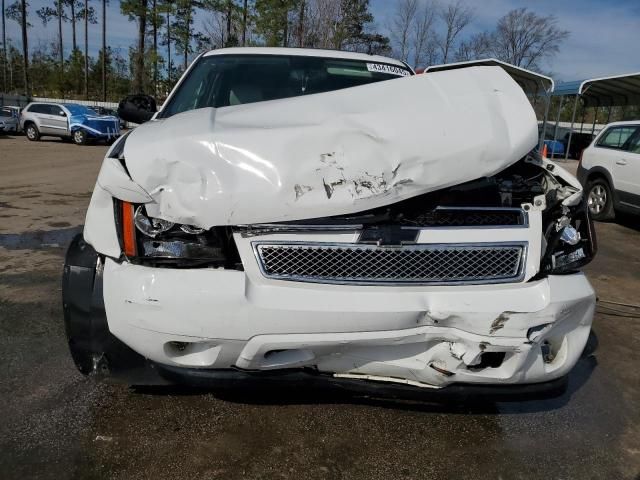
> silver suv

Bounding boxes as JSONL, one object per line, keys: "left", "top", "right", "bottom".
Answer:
{"left": 20, "top": 102, "right": 120, "bottom": 145}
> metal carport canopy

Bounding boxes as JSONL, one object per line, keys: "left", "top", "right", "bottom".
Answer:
{"left": 553, "top": 72, "right": 640, "bottom": 107}
{"left": 423, "top": 58, "right": 554, "bottom": 96}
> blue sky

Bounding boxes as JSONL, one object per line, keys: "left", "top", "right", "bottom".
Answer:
{"left": 3, "top": 0, "right": 640, "bottom": 82}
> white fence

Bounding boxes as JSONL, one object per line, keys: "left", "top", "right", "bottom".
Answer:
{"left": 539, "top": 120, "right": 606, "bottom": 136}
{"left": 32, "top": 97, "right": 120, "bottom": 110}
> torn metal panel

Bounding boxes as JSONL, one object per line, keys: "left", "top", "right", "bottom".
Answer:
{"left": 122, "top": 66, "right": 538, "bottom": 227}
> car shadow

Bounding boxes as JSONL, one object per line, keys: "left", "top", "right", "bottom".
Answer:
{"left": 614, "top": 212, "right": 640, "bottom": 232}
{"left": 131, "top": 332, "right": 599, "bottom": 415}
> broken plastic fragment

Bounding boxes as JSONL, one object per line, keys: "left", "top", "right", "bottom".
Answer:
{"left": 560, "top": 225, "right": 581, "bottom": 245}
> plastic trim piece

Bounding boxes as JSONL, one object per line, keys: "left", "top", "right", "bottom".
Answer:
{"left": 62, "top": 233, "right": 167, "bottom": 384}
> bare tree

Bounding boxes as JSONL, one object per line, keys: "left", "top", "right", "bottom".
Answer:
{"left": 304, "top": 0, "right": 341, "bottom": 49}
{"left": 159, "top": 0, "right": 174, "bottom": 86}
{"left": 83, "top": 0, "right": 88, "bottom": 97}
{"left": 241, "top": 0, "right": 247, "bottom": 45}
{"left": 492, "top": 8, "right": 569, "bottom": 70}
{"left": 36, "top": 1, "right": 66, "bottom": 79}
{"left": 411, "top": 0, "right": 436, "bottom": 68}
{"left": 297, "top": 0, "right": 304, "bottom": 47}
{"left": 6, "top": 0, "right": 30, "bottom": 95}
{"left": 101, "top": 0, "right": 106, "bottom": 100}
{"left": 201, "top": 8, "right": 227, "bottom": 48}
{"left": 150, "top": 0, "right": 164, "bottom": 95}
{"left": 20, "top": 0, "right": 28, "bottom": 95}
{"left": 2, "top": 0, "right": 6, "bottom": 91}
{"left": 388, "top": 0, "right": 417, "bottom": 63}
{"left": 436, "top": 0, "right": 473, "bottom": 63}
{"left": 454, "top": 31, "right": 491, "bottom": 62}
{"left": 64, "top": 0, "right": 83, "bottom": 51}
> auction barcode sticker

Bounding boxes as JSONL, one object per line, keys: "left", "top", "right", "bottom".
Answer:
{"left": 366, "top": 63, "right": 411, "bottom": 77}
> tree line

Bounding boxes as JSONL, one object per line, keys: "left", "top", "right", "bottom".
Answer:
{"left": 0, "top": 0, "right": 573, "bottom": 103}
{"left": 0, "top": 0, "right": 395, "bottom": 100}
{"left": 388, "top": 0, "right": 569, "bottom": 71}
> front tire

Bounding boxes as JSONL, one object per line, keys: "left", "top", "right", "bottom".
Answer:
{"left": 25, "top": 123, "right": 40, "bottom": 141}
{"left": 72, "top": 129, "right": 88, "bottom": 145}
{"left": 587, "top": 178, "right": 615, "bottom": 221}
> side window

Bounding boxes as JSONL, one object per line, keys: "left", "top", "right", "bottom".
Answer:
{"left": 627, "top": 131, "right": 640, "bottom": 154}
{"left": 596, "top": 126, "right": 638, "bottom": 149}
{"left": 28, "top": 104, "right": 45, "bottom": 114}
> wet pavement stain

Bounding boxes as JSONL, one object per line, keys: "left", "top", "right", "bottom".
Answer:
{"left": 0, "top": 226, "right": 82, "bottom": 250}
{"left": 0, "top": 201, "right": 28, "bottom": 210}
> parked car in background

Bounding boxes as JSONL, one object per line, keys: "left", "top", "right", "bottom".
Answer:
{"left": 20, "top": 102, "right": 120, "bottom": 145}
{"left": 0, "top": 106, "right": 19, "bottom": 134}
{"left": 90, "top": 106, "right": 126, "bottom": 129}
{"left": 563, "top": 132, "right": 595, "bottom": 160}
{"left": 578, "top": 120, "right": 640, "bottom": 220}
{"left": 542, "top": 139, "right": 565, "bottom": 157}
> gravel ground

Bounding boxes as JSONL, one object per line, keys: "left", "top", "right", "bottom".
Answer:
{"left": 0, "top": 134, "right": 639, "bottom": 479}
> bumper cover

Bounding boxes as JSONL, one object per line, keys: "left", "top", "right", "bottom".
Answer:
{"left": 63, "top": 235, "right": 595, "bottom": 391}
{"left": 101, "top": 256, "right": 594, "bottom": 389}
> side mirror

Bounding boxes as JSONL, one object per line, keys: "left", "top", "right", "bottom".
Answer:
{"left": 117, "top": 94, "right": 157, "bottom": 124}
{"left": 59, "top": 110, "right": 66, "bottom": 117}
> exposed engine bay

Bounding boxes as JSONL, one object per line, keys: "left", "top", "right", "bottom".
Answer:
{"left": 122, "top": 153, "right": 595, "bottom": 280}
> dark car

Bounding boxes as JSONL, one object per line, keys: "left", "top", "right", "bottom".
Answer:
{"left": 563, "top": 132, "right": 595, "bottom": 159}
{"left": 90, "top": 106, "right": 126, "bottom": 129}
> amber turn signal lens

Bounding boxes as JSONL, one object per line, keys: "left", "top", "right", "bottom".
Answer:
{"left": 121, "top": 201, "right": 137, "bottom": 257}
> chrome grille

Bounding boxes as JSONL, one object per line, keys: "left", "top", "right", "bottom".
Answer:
{"left": 254, "top": 243, "right": 526, "bottom": 285}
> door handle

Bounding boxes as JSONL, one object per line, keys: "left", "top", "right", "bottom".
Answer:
{"left": 616, "top": 159, "right": 627, "bottom": 165}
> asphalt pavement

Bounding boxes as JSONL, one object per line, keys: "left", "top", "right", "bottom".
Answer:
{"left": 1, "top": 135, "right": 638, "bottom": 479}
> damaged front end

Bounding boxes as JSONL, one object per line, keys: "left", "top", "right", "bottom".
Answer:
{"left": 64, "top": 63, "right": 596, "bottom": 394}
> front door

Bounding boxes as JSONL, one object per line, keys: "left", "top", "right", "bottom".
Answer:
{"left": 45, "top": 105, "right": 70, "bottom": 135}
{"left": 616, "top": 129, "right": 640, "bottom": 209}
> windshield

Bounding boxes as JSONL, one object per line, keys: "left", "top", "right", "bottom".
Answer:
{"left": 160, "top": 54, "right": 412, "bottom": 118}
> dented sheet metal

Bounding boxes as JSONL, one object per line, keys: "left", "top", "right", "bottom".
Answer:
{"left": 123, "top": 66, "right": 538, "bottom": 227}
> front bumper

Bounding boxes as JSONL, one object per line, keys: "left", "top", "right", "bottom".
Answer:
{"left": 94, "top": 253, "right": 595, "bottom": 389}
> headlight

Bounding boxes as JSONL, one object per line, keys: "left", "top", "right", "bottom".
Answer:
{"left": 540, "top": 200, "right": 597, "bottom": 275}
{"left": 134, "top": 206, "right": 174, "bottom": 237}
{"left": 116, "top": 201, "right": 229, "bottom": 267}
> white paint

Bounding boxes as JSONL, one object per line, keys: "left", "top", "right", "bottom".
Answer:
{"left": 102, "top": 257, "right": 595, "bottom": 387}
{"left": 83, "top": 60, "right": 595, "bottom": 388}
{"left": 122, "top": 66, "right": 538, "bottom": 227}
{"left": 201, "top": 47, "right": 411, "bottom": 69}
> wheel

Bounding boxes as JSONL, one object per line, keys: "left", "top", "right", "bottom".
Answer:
{"left": 586, "top": 178, "right": 615, "bottom": 221}
{"left": 72, "top": 129, "right": 87, "bottom": 145}
{"left": 25, "top": 123, "right": 40, "bottom": 141}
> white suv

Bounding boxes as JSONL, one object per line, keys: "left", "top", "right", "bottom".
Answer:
{"left": 62, "top": 47, "right": 597, "bottom": 397}
{"left": 578, "top": 120, "right": 640, "bottom": 220}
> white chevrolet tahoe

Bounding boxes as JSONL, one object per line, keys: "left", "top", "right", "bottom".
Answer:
{"left": 63, "top": 48, "right": 597, "bottom": 397}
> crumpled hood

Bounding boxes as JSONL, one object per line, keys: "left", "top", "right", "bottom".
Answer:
{"left": 123, "top": 66, "right": 538, "bottom": 227}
